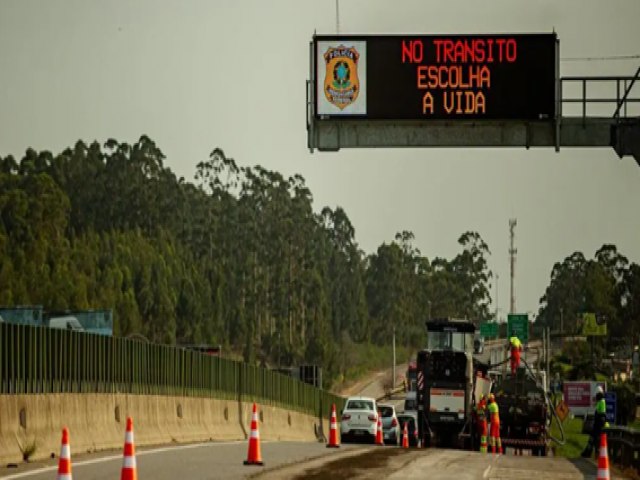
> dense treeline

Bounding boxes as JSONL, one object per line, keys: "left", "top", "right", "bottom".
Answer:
{"left": 0, "top": 136, "right": 493, "bottom": 384}
{"left": 537, "top": 245, "right": 640, "bottom": 341}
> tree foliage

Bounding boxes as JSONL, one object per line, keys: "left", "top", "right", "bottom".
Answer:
{"left": 537, "top": 244, "right": 640, "bottom": 341}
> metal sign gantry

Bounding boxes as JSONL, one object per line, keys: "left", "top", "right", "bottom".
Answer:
{"left": 307, "top": 35, "right": 640, "bottom": 165}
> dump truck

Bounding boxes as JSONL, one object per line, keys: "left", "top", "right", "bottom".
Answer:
{"left": 490, "top": 362, "right": 551, "bottom": 455}
{"left": 417, "top": 322, "right": 560, "bottom": 453}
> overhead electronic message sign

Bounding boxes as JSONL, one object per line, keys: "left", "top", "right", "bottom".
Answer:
{"left": 314, "top": 34, "right": 557, "bottom": 120}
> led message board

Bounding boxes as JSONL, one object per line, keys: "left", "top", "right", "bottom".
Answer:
{"left": 315, "top": 34, "right": 557, "bottom": 120}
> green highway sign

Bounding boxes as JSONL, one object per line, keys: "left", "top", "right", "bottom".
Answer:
{"left": 480, "top": 322, "right": 498, "bottom": 338}
{"left": 507, "top": 314, "right": 529, "bottom": 343}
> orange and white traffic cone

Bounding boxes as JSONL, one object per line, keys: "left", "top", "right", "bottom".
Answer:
{"left": 120, "top": 417, "right": 138, "bottom": 480}
{"left": 57, "top": 427, "right": 72, "bottom": 480}
{"left": 326, "top": 403, "right": 340, "bottom": 448}
{"left": 244, "top": 403, "right": 264, "bottom": 466}
{"left": 402, "top": 422, "right": 409, "bottom": 448}
{"left": 375, "top": 416, "right": 384, "bottom": 446}
{"left": 597, "top": 433, "right": 610, "bottom": 480}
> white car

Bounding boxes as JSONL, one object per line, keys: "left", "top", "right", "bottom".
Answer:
{"left": 340, "top": 396, "right": 378, "bottom": 443}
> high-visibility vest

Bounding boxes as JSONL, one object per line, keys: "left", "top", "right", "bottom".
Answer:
{"left": 488, "top": 401, "right": 499, "bottom": 421}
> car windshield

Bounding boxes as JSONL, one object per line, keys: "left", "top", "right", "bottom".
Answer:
{"left": 378, "top": 406, "right": 394, "bottom": 417}
{"left": 346, "top": 400, "right": 374, "bottom": 411}
{"left": 427, "top": 331, "right": 473, "bottom": 352}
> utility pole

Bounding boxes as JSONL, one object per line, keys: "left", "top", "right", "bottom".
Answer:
{"left": 546, "top": 327, "right": 551, "bottom": 384}
{"left": 392, "top": 325, "right": 396, "bottom": 390}
{"left": 495, "top": 273, "right": 499, "bottom": 322}
{"left": 509, "top": 219, "right": 517, "bottom": 314}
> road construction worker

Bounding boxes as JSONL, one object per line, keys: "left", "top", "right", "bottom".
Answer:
{"left": 476, "top": 394, "right": 488, "bottom": 453}
{"left": 581, "top": 386, "right": 607, "bottom": 458}
{"left": 509, "top": 336, "right": 522, "bottom": 375}
{"left": 487, "top": 394, "right": 502, "bottom": 455}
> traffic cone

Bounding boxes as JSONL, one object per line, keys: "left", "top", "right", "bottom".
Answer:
{"left": 121, "top": 417, "right": 137, "bottom": 480}
{"left": 375, "top": 415, "right": 384, "bottom": 446}
{"left": 597, "top": 433, "right": 610, "bottom": 480}
{"left": 244, "top": 403, "right": 264, "bottom": 466}
{"left": 402, "top": 422, "right": 409, "bottom": 448}
{"left": 326, "top": 403, "right": 340, "bottom": 448}
{"left": 57, "top": 427, "right": 72, "bottom": 480}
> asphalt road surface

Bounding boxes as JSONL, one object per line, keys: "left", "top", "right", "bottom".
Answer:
{"left": 255, "top": 447, "right": 624, "bottom": 480}
{"left": 0, "top": 441, "right": 363, "bottom": 480}
{"left": 1, "top": 429, "right": 621, "bottom": 480}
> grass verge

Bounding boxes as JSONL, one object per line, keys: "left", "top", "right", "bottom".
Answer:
{"left": 331, "top": 343, "right": 412, "bottom": 393}
{"left": 550, "top": 416, "right": 589, "bottom": 458}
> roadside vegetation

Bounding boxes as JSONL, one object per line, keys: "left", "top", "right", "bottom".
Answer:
{"left": 332, "top": 343, "right": 412, "bottom": 393}
{"left": 0, "top": 138, "right": 492, "bottom": 387}
{"left": 550, "top": 416, "right": 589, "bottom": 458}
{"left": 2, "top": 137, "right": 639, "bottom": 388}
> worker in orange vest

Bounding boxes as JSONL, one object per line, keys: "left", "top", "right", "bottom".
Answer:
{"left": 476, "top": 394, "right": 488, "bottom": 453}
{"left": 509, "top": 336, "right": 522, "bottom": 375}
{"left": 487, "top": 394, "right": 502, "bottom": 455}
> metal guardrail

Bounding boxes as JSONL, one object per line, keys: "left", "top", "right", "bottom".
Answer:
{"left": 0, "top": 322, "right": 344, "bottom": 418}
{"left": 604, "top": 426, "right": 640, "bottom": 473}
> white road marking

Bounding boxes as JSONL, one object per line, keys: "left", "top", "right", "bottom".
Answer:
{"left": 2, "top": 440, "right": 248, "bottom": 479}
{"left": 482, "top": 465, "right": 492, "bottom": 478}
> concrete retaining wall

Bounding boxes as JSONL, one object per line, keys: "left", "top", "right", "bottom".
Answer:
{"left": 0, "top": 395, "right": 328, "bottom": 465}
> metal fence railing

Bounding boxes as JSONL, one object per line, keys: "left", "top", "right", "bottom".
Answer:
{"left": 0, "top": 322, "right": 344, "bottom": 418}
{"left": 560, "top": 68, "right": 640, "bottom": 120}
{"left": 605, "top": 426, "right": 640, "bottom": 473}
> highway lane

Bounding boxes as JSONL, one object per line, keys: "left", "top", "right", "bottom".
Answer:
{"left": 1, "top": 365, "right": 404, "bottom": 480}
{"left": 0, "top": 441, "right": 364, "bottom": 480}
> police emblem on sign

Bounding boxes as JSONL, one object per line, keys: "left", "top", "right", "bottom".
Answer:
{"left": 323, "top": 45, "right": 360, "bottom": 110}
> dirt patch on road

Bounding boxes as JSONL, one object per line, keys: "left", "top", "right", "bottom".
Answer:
{"left": 293, "top": 448, "right": 416, "bottom": 480}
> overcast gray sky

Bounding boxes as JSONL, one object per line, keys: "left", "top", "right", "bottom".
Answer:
{"left": 1, "top": 0, "right": 639, "bottom": 321}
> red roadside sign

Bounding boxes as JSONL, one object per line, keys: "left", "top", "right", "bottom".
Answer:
{"left": 563, "top": 382, "right": 591, "bottom": 407}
